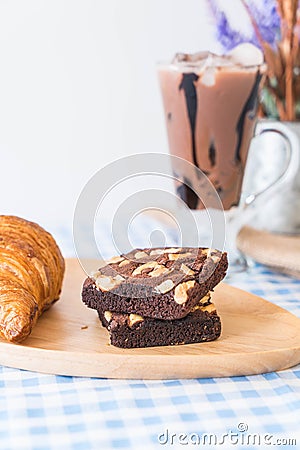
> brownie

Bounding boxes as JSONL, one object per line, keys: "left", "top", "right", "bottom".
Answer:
{"left": 82, "top": 247, "right": 228, "bottom": 320}
{"left": 98, "top": 296, "right": 221, "bottom": 349}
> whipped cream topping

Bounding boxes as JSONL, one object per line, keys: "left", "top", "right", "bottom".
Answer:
{"left": 171, "top": 43, "right": 264, "bottom": 72}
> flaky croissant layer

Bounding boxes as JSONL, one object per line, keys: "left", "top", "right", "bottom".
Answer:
{"left": 0, "top": 215, "right": 65, "bottom": 342}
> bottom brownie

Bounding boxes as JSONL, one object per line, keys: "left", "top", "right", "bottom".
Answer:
{"left": 98, "top": 300, "right": 221, "bottom": 349}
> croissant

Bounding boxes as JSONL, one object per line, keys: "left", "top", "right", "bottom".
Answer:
{"left": 0, "top": 215, "right": 65, "bottom": 342}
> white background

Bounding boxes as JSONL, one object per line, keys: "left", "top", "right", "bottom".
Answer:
{"left": 0, "top": 0, "right": 218, "bottom": 230}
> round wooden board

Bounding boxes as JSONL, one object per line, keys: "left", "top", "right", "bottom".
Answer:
{"left": 0, "top": 258, "right": 300, "bottom": 379}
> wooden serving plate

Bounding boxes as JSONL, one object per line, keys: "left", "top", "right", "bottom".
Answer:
{"left": 0, "top": 258, "right": 300, "bottom": 379}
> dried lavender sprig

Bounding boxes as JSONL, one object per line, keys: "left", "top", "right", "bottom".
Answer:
{"left": 208, "top": 0, "right": 280, "bottom": 50}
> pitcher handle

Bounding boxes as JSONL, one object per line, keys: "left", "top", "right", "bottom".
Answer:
{"left": 243, "top": 121, "right": 300, "bottom": 213}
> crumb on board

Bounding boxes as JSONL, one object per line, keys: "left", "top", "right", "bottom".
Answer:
{"left": 81, "top": 325, "right": 88, "bottom": 330}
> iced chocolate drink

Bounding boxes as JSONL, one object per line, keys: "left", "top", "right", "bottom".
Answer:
{"left": 158, "top": 44, "right": 265, "bottom": 210}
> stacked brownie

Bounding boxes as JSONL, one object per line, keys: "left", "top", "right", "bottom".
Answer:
{"left": 82, "top": 247, "right": 228, "bottom": 348}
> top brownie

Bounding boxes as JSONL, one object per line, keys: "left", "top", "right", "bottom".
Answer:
{"left": 82, "top": 247, "right": 228, "bottom": 320}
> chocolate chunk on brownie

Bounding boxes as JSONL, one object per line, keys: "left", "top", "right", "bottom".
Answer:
{"left": 82, "top": 247, "right": 228, "bottom": 320}
{"left": 98, "top": 296, "right": 221, "bottom": 349}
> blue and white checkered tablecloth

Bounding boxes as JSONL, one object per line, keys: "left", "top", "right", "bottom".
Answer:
{"left": 1, "top": 219, "right": 300, "bottom": 450}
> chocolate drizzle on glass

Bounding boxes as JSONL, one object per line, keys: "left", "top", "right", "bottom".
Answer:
{"left": 235, "top": 71, "right": 263, "bottom": 162}
{"left": 179, "top": 73, "right": 199, "bottom": 169}
{"left": 209, "top": 141, "right": 216, "bottom": 167}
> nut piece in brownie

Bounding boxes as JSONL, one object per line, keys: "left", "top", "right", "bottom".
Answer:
{"left": 82, "top": 247, "right": 227, "bottom": 320}
{"left": 98, "top": 294, "right": 221, "bottom": 349}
